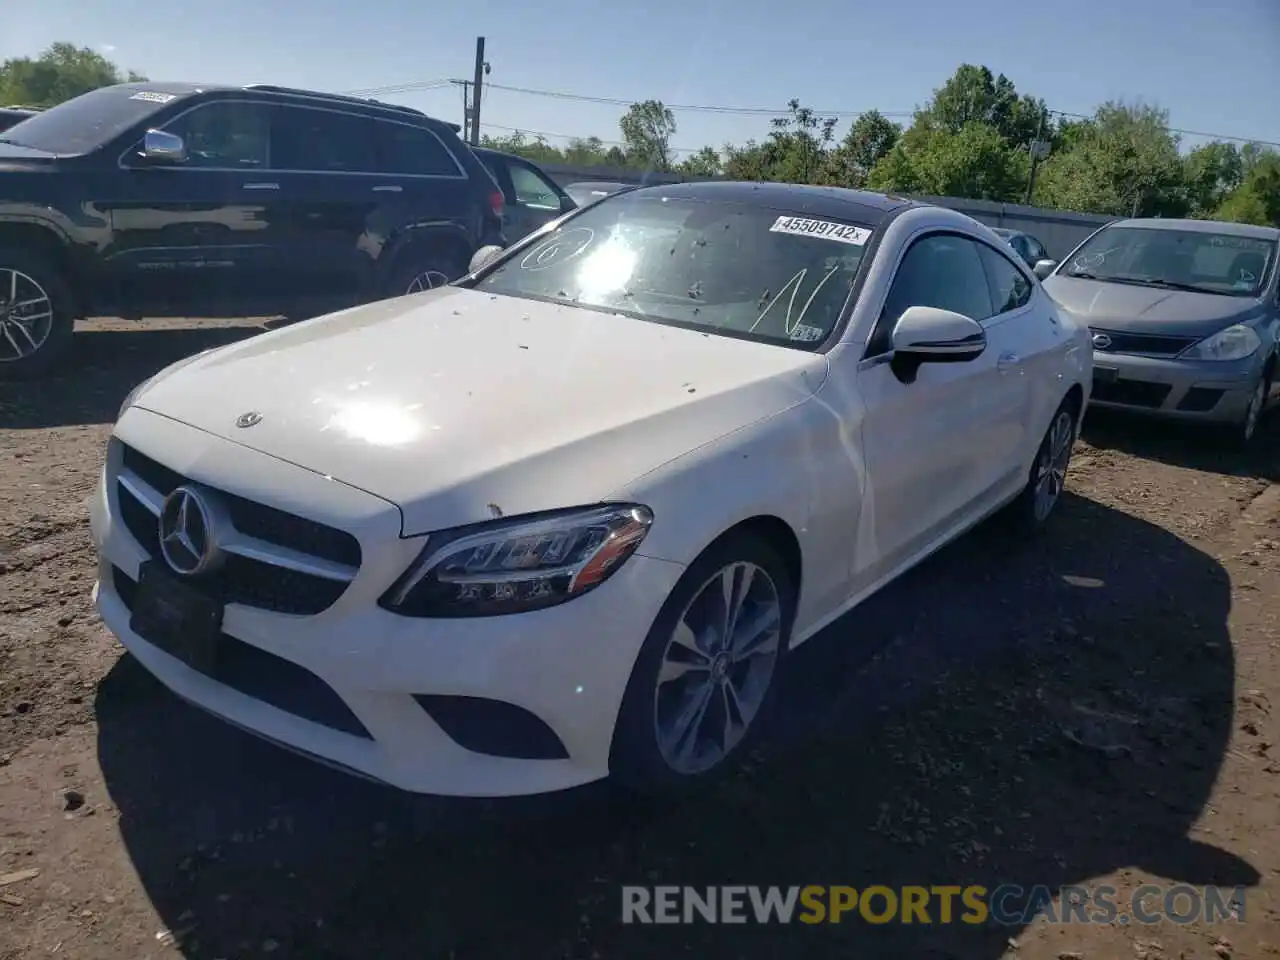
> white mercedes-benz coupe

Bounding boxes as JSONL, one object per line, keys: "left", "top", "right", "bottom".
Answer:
{"left": 90, "top": 182, "right": 1091, "bottom": 797}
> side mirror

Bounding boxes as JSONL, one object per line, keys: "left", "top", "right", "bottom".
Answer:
{"left": 889, "top": 306, "right": 986, "bottom": 383}
{"left": 139, "top": 129, "right": 187, "bottom": 164}
{"left": 1033, "top": 258, "right": 1057, "bottom": 280}
{"left": 468, "top": 244, "right": 505, "bottom": 275}
{"left": 560, "top": 194, "right": 577, "bottom": 214}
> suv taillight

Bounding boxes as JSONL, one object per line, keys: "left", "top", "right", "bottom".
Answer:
{"left": 489, "top": 190, "right": 505, "bottom": 219}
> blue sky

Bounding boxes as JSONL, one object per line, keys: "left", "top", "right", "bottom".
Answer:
{"left": 5, "top": 0, "right": 1279, "bottom": 158}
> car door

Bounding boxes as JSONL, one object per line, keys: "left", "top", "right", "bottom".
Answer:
{"left": 505, "top": 159, "right": 570, "bottom": 241}
{"left": 269, "top": 105, "right": 382, "bottom": 310}
{"left": 106, "top": 99, "right": 282, "bottom": 316}
{"left": 853, "top": 232, "right": 1025, "bottom": 583}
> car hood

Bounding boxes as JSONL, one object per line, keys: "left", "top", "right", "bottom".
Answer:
{"left": 135, "top": 288, "right": 827, "bottom": 535}
{"left": 1042, "top": 275, "right": 1264, "bottom": 336}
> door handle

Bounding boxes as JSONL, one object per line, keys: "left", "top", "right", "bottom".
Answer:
{"left": 372, "top": 184, "right": 403, "bottom": 193}
{"left": 242, "top": 182, "right": 279, "bottom": 191}
{"left": 997, "top": 352, "right": 1022, "bottom": 372}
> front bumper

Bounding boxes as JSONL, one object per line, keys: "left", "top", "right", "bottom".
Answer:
{"left": 1088, "top": 349, "right": 1264, "bottom": 423}
{"left": 91, "top": 409, "right": 682, "bottom": 797}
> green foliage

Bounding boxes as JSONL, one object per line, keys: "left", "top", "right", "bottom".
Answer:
{"left": 0, "top": 43, "right": 144, "bottom": 107}
{"left": 9, "top": 45, "right": 1280, "bottom": 228}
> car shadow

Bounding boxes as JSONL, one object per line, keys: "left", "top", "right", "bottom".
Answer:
{"left": 1081, "top": 406, "right": 1280, "bottom": 481}
{"left": 0, "top": 321, "right": 272, "bottom": 431}
{"left": 95, "top": 491, "right": 1250, "bottom": 959}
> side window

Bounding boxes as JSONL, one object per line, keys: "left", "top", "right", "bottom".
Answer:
{"left": 868, "top": 234, "right": 994, "bottom": 355}
{"left": 377, "top": 123, "right": 462, "bottom": 176}
{"left": 164, "top": 102, "right": 270, "bottom": 169}
{"left": 978, "top": 243, "right": 1033, "bottom": 317}
{"left": 1030, "top": 237, "right": 1048, "bottom": 262}
{"left": 509, "top": 162, "right": 562, "bottom": 210}
{"left": 477, "top": 153, "right": 514, "bottom": 201}
{"left": 271, "top": 107, "right": 378, "bottom": 173}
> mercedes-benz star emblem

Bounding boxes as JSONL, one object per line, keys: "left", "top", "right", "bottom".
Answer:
{"left": 1092, "top": 333, "right": 1112, "bottom": 350}
{"left": 158, "top": 486, "right": 224, "bottom": 576}
{"left": 235, "top": 411, "right": 262, "bottom": 429}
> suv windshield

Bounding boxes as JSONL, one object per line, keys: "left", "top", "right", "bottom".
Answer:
{"left": 1064, "top": 225, "right": 1276, "bottom": 297}
{"left": 0, "top": 85, "right": 186, "bottom": 155}
{"left": 474, "top": 193, "right": 872, "bottom": 349}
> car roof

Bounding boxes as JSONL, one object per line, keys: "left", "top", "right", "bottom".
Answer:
{"left": 620, "top": 180, "right": 915, "bottom": 226}
{"left": 1111, "top": 218, "right": 1280, "bottom": 241}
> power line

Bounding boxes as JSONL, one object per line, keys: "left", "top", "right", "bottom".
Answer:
{"left": 478, "top": 121, "right": 699, "bottom": 155}
{"left": 340, "top": 77, "right": 1280, "bottom": 149}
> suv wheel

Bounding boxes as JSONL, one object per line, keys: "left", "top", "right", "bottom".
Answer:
{"left": 384, "top": 250, "right": 466, "bottom": 300}
{"left": 0, "top": 248, "right": 76, "bottom": 380}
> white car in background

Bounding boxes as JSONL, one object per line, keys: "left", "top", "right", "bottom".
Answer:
{"left": 90, "top": 182, "right": 1091, "bottom": 797}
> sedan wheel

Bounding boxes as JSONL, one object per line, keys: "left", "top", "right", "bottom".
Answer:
{"left": 1239, "top": 376, "right": 1267, "bottom": 446}
{"left": 653, "top": 561, "right": 783, "bottom": 775}
{"left": 611, "top": 531, "right": 795, "bottom": 793}
{"left": 405, "top": 268, "right": 451, "bottom": 296}
{"left": 1033, "top": 408, "right": 1075, "bottom": 522}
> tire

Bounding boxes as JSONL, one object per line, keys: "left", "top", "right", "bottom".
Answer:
{"left": 609, "top": 530, "right": 796, "bottom": 795}
{"left": 0, "top": 246, "right": 77, "bottom": 381}
{"left": 1004, "top": 396, "right": 1079, "bottom": 536}
{"left": 381, "top": 248, "right": 468, "bottom": 300}
{"left": 1230, "top": 369, "right": 1270, "bottom": 451}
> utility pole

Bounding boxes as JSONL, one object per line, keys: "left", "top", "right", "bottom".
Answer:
{"left": 469, "top": 37, "right": 486, "bottom": 146}
{"left": 1024, "top": 110, "right": 1048, "bottom": 205}
{"left": 459, "top": 80, "right": 471, "bottom": 140}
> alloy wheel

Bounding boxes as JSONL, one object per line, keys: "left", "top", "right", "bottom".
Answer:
{"left": 653, "top": 561, "right": 783, "bottom": 775}
{"left": 1243, "top": 378, "right": 1266, "bottom": 442}
{"left": 405, "top": 269, "right": 451, "bottom": 295}
{"left": 0, "top": 269, "right": 54, "bottom": 363}
{"left": 1033, "top": 409, "right": 1074, "bottom": 522}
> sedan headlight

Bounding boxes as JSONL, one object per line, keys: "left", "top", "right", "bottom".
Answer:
{"left": 1180, "top": 324, "right": 1261, "bottom": 362}
{"left": 380, "top": 503, "right": 654, "bottom": 618}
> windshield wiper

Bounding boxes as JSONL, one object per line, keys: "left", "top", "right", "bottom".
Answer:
{"left": 1128, "top": 277, "right": 1226, "bottom": 295}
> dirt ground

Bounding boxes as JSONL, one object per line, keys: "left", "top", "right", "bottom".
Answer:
{"left": 2, "top": 317, "right": 1279, "bottom": 960}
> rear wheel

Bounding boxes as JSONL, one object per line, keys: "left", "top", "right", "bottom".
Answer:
{"left": 610, "top": 531, "right": 794, "bottom": 794}
{"left": 0, "top": 248, "right": 76, "bottom": 380}
{"left": 382, "top": 248, "right": 467, "bottom": 300}
{"left": 1004, "top": 398, "right": 1078, "bottom": 535}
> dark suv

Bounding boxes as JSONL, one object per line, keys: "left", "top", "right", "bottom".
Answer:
{"left": 0, "top": 81, "right": 506, "bottom": 378}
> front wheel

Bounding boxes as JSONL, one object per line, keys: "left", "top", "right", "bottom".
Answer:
{"left": 1231, "top": 372, "right": 1270, "bottom": 450}
{"left": 1004, "top": 399, "right": 1078, "bottom": 535}
{"left": 382, "top": 250, "right": 466, "bottom": 300}
{"left": 610, "top": 531, "right": 795, "bottom": 794}
{"left": 0, "top": 248, "right": 77, "bottom": 381}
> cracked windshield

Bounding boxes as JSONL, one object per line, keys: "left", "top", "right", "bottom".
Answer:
{"left": 2, "top": 2, "right": 1279, "bottom": 960}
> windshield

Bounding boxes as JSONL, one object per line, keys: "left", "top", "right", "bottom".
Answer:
{"left": 474, "top": 193, "right": 872, "bottom": 349}
{"left": 1064, "top": 225, "right": 1276, "bottom": 297}
{"left": 0, "top": 85, "right": 185, "bottom": 155}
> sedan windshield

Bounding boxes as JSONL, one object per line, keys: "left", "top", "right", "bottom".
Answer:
{"left": 474, "top": 193, "right": 872, "bottom": 349}
{"left": 0, "top": 85, "right": 186, "bottom": 155}
{"left": 1064, "top": 226, "right": 1276, "bottom": 297}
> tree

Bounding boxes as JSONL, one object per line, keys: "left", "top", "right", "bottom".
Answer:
{"left": 1183, "top": 141, "right": 1243, "bottom": 217}
{"left": 915, "top": 63, "right": 1048, "bottom": 150}
{"left": 0, "top": 42, "right": 145, "bottom": 107}
{"left": 1215, "top": 149, "right": 1280, "bottom": 226}
{"left": 676, "top": 146, "right": 722, "bottom": 178}
{"left": 722, "top": 100, "right": 837, "bottom": 185}
{"left": 824, "top": 110, "right": 900, "bottom": 188}
{"left": 619, "top": 100, "right": 677, "bottom": 171}
{"left": 1034, "top": 101, "right": 1187, "bottom": 217}
{"left": 867, "top": 122, "right": 1027, "bottom": 200}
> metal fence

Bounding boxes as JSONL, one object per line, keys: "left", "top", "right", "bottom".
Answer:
{"left": 540, "top": 163, "right": 1113, "bottom": 260}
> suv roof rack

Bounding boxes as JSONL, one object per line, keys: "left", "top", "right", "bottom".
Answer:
{"left": 242, "top": 84, "right": 427, "bottom": 118}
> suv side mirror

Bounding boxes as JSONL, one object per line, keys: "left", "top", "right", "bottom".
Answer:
{"left": 138, "top": 129, "right": 187, "bottom": 164}
{"left": 468, "top": 244, "right": 504, "bottom": 275}
{"left": 1033, "top": 258, "right": 1057, "bottom": 280}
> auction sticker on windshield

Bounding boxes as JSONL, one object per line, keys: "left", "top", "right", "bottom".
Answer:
{"left": 129, "top": 91, "right": 178, "bottom": 103}
{"left": 769, "top": 216, "right": 871, "bottom": 246}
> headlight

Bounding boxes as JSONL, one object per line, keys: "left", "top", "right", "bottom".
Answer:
{"left": 380, "top": 503, "right": 654, "bottom": 618}
{"left": 1180, "top": 324, "right": 1261, "bottom": 362}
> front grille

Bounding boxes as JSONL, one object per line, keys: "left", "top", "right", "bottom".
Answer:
{"left": 1091, "top": 377, "right": 1172, "bottom": 409}
{"left": 1090, "top": 328, "right": 1199, "bottom": 357}
{"left": 115, "top": 443, "right": 360, "bottom": 616}
{"left": 113, "top": 567, "right": 371, "bottom": 739}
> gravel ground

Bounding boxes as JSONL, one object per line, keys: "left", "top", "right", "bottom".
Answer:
{"left": 1, "top": 317, "right": 1279, "bottom": 960}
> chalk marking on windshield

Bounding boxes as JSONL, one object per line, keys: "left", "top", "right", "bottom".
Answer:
{"left": 749, "top": 266, "right": 840, "bottom": 337}
{"left": 518, "top": 227, "right": 595, "bottom": 272}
